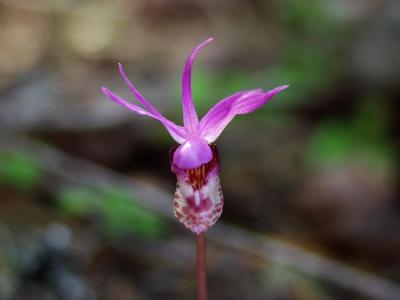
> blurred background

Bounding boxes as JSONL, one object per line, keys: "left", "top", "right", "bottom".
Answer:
{"left": 0, "top": 0, "right": 399, "bottom": 299}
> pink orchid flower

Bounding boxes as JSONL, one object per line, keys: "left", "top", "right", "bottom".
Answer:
{"left": 102, "top": 38, "right": 288, "bottom": 235}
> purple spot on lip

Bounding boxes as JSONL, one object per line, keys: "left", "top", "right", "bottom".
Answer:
{"left": 186, "top": 195, "right": 212, "bottom": 213}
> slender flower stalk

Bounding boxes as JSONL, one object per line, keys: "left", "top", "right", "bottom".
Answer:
{"left": 196, "top": 233, "right": 207, "bottom": 300}
{"left": 102, "top": 38, "right": 288, "bottom": 299}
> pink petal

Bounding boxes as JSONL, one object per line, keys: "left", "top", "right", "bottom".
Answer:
{"left": 198, "top": 89, "right": 262, "bottom": 141}
{"left": 101, "top": 87, "right": 187, "bottom": 144}
{"left": 181, "top": 38, "right": 213, "bottom": 132}
{"left": 172, "top": 137, "right": 213, "bottom": 169}
{"left": 199, "top": 85, "right": 289, "bottom": 143}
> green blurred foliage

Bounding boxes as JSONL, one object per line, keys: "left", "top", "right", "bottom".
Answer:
{"left": 276, "top": 0, "right": 324, "bottom": 30}
{"left": 269, "top": 0, "right": 349, "bottom": 109}
{"left": 263, "top": 264, "right": 329, "bottom": 300}
{"left": 306, "top": 99, "right": 396, "bottom": 175}
{"left": 0, "top": 151, "right": 41, "bottom": 190}
{"left": 274, "top": 0, "right": 349, "bottom": 37}
{"left": 57, "top": 187, "right": 97, "bottom": 216}
{"left": 57, "top": 186, "right": 166, "bottom": 239}
{"left": 172, "top": 0, "right": 349, "bottom": 114}
{"left": 267, "top": 43, "right": 340, "bottom": 108}
{"left": 180, "top": 0, "right": 351, "bottom": 113}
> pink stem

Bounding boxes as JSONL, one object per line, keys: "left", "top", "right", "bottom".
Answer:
{"left": 196, "top": 233, "right": 208, "bottom": 300}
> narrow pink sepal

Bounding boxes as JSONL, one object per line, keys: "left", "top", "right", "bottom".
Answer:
{"left": 102, "top": 87, "right": 150, "bottom": 116}
{"left": 101, "top": 87, "right": 187, "bottom": 144}
{"left": 118, "top": 63, "right": 163, "bottom": 117}
{"left": 234, "top": 85, "right": 289, "bottom": 114}
{"left": 181, "top": 38, "right": 214, "bottom": 132}
{"left": 199, "top": 85, "right": 289, "bottom": 143}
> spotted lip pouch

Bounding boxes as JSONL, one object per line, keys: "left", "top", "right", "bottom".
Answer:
{"left": 170, "top": 144, "right": 223, "bottom": 234}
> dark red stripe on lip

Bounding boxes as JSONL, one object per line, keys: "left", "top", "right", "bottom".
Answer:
{"left": 170, "top": 144, "right": 220, "bottom": 190}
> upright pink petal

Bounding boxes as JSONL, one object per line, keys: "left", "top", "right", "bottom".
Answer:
{"left": 199, "top": 85, "right": 289, "bottom": 143}
{"left": 102, "top": 87, "right": 187, "bottom": 144}
{"left": 181, "top": 38, "right": 213, "bottom": 132}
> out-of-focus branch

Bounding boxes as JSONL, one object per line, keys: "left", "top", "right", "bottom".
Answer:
{"left": 1, "top": 133, "right": 400, "bottom": 300}
{"left": 212, "top": 224, "right": 400, "bottom": 300}
{"left": 0, "top": 72, "right": 172, "bottom": 132}
{"left": 0, "top": 78, "right": 132, "bottom": 131}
